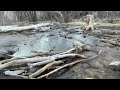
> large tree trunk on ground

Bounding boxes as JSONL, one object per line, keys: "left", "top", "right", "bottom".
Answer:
{"left": 0, "top": 23, "right": 52, "bottom": 32}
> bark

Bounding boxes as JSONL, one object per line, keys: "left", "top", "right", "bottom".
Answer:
{"left": 29, "top": 60, "right": 64, "bottom": 78}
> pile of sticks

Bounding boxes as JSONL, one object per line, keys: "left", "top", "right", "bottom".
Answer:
{"left": 0, "top": 47, "right": 98, "bottom": 79}
{"left": 100, "top": 38, "right": 120, "bottom": 46}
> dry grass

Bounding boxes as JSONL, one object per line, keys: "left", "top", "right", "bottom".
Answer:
{"left": 66, "top": 20, "right": 120, "bottom": 29}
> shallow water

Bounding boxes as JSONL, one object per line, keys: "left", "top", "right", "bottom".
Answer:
{"left": 0, "top": 25, "right": 99, "bottom": 58}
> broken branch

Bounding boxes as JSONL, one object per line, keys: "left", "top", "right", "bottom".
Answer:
{"left": 37, "top": 55, "right": 98, "bottom": 79}
{"left": 58, "top": 48, "right": 75, "bottom": 55}
{"left": 29, "top": 60, "right": 64, "bottom": 78}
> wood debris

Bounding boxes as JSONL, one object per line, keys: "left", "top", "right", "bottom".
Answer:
{"left": 0, "top": 40, "right": 95, "bottom": 79}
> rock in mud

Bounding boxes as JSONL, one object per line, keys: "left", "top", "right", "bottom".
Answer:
{"left": 82, "top": 45, "right": 91, "bottom": 51}
{"left": 109, "top": 61, "right": 120, "bottom": 71}
{"left": 4, "top": 70, "right": 25, "bottom": 76}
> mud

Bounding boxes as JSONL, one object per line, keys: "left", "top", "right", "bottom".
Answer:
{"left": 0, "top": 24, "right": 120, "bottom": 79}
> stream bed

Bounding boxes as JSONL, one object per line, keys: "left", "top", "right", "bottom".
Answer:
{"left": 1, "top": 24, "right": 120, "bottom": 79}
{"left": 0, "top": 25, "right": 99, "bottom": 58}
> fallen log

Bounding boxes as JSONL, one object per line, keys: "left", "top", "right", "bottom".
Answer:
{"left": 28, "top": 54, "right": 87, "bottom": 69}
{"left": 29, "top": 60, "right": 64, "bottom": 78}
{"left": 37, "top": 55, "right": 98, "bottom": 79}
{"left": 0, "top": 56, "right": 50, "bottom": 71}
{"left": 0, "top": 54, "right": 87, "bottom": 71}
{"left": 0, "top": 23, "right": 52, "bottom": 32}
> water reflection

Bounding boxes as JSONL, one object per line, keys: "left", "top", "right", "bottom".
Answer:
{"left": 13, "top": 28, "right": 99, "bottom": 57}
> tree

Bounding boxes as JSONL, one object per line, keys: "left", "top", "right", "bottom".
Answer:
{"left": 15, "top": 11, "right": 37, "bottom": 22}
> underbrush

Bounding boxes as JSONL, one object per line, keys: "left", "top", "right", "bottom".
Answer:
{"left": 66, "top": 19, "right": 120, "bottom": 30}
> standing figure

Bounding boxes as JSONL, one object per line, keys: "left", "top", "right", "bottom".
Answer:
{"left": 85, "top": 14, "right": 94, "bottom": 31}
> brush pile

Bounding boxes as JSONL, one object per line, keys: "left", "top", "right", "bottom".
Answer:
{"left": 0, "top": 40, "right": 97, "bottom": 79}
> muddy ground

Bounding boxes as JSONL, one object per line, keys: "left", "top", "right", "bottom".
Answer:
{"left": 0, "top": 24, "right": 120, "bottom": 79}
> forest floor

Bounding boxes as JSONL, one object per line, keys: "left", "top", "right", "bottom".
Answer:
{"left": 0, "top": 21, "right": 120, "bottom": 79}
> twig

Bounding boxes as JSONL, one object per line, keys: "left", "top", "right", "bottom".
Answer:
{"left": 37, "top": 55, "right": 98, "bottom": 79}
{"left": 98, "top": 49, "right": 102, "bottom": 55}
{"left": 57, "top": 48, "right": 75, "bottom": 55}
{"left": 29, "top": 60, "right": 64, "bottom": 78}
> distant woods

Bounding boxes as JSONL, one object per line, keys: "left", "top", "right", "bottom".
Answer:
{"left": 0, "top": 11, "right": 91, "bottom": 25}
{"left": 0, "top": 11, "right": 120, "bottom": 25}
{"left": 14, "top": 11, "right": 89, "bottom": 23}
{"left": 15, "top": 11, "right": 37, "bottom": 22}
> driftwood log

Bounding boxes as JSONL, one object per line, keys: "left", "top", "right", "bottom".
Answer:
{"left": 28, "top": 53, "right": 87, "bottom": 69}
{"left": 0, "top": 54, "right": 87, "bottom": 71}
{"left": 0, "top": 23, "right": 52, "bottom": 32}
